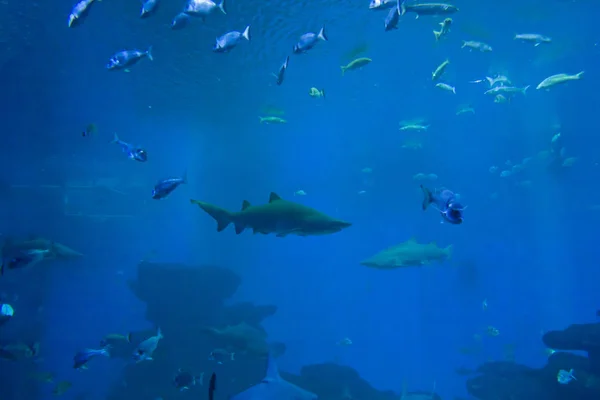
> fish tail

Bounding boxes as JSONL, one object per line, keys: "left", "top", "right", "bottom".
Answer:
{"left": 157, "top": 327, "right": 163, "bottom": 339}
{"left": 126, "top": 332, "right": 132, "bottom": 343}
{"left": 522, "top": 85, "right": 530, "bottom": 95}
{"left": 259, "top": 116, "right": 264, "bottom": 124}
{"left": 146, "top": 45, "right": 154, "bottom": 61}
{"left": 318, "top": 26, "right": 328, "bottom": 41}
{"left": 340, "top": 66, "right": 345, "bottom": 76}
{"left": 181, "top": 170, "right": 188, "bottom": 184}
{"left": 111, "top": 133, "right": 119, "bottom": 144}
{"left": 420, "top": 185, "right": 433, "bottom": 210}
{"left": 217, "top": 0, "right": 226, "bottom": 14}
{"left": 399, "top": 0, "right": 406, "bottom": 15}
{"left": 190, "top": 200, "right": 233, "bottom": 232}
{"left": 576, "top": 71, "right": 584, "bottom": 79}
{"left": 320, "top": 89, "right": 325, "bottom": 98}
{"left": 433, "top": 30, "right": 440, "bottom": 41}
{"left": 242, "top": 25, "right": 250, "bottom": 41}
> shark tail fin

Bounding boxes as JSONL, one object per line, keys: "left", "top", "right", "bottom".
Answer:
{"left": 190, "top": 200, "right": 233, "bottom": 232}
{"left": 264, "top": 352, "right": 281, "bottom": 382}
{"left": 420, "top": 185, "right": 433, "bottom": 210}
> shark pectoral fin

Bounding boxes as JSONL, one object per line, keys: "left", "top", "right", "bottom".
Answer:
{"left": 269, "top": 192, "right": 282, "bottom": 203}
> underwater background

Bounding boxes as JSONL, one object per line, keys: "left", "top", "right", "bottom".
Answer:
{"left": 1, "top": 0, "right": 599, "bottom": 399}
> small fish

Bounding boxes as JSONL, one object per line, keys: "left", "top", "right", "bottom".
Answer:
{"left": 461, "top": 40, "right": 492, "bottom": 52}
{"left": 399, "top": 123, "right": 429, "bottom": 132}
{"left": 562, "top": 157, "right": 577, "bottom": 167}
{"left": 494, "top": 94, "right": 508, "bottom": 103}
{"left": 173, "top": 369, "right": 203, "bottom": 391}
{"left": 274, "top": 56, "right": 289, "bottom": 86}
{"left": 309, "top": 87, "right": 325, "bottom": 98}
{"left": 82, "top": 123, "right": 98, "bottom": 137}
{"left": 341, "top": 57, "right": 372, "bottom": 76}
{"left": 435, "top": 82, "right": 456, "bottom": 94}
{"left": 557, "top": 369, "right": 576, "bottom": 384}
{"left": 213, "top": 25, "right": 250, "bottom": 52}
{"left": 294, "top": 190, "right": 307, "bottom": 196}
{"left": 73, "top": 346, "right": 110, "bottom": 369}
{"left": 111, "top": 133, "right": 148, "bottom": 162}
{"left": 171, "top": 12, "right": 191, "bottom": 30}
{"left": 485, "top": 75, "right": 511, "bottom": 87}
{"left": 400, "top": 2, "right": 459, "bottom": 18}
{"left": 482, "top": 299, "right": 488, "bottom": 310}
{"left": 536, "top": 72, "right": 584, "bottom": 90}
{"left": 514, "top": 33, "right": 551, "bottom": 46}
{"left": 106, "top": 47, "right": 153, "bottom": 70}
{"left": 551, "top": 132, "right": 561, "bottom": 144}
{"left": 184, "top": 0, "right": 226, "bottom": 18}
{"left": 1, "top": 248, "right": 49, "bottom": 275}
{"left": 336, "top": 337, "right": 352, "bottom": 346}
{"left": 133, "top": 327, "right": 163, "bottom": 362}
{"left": 293, "top": 26, "right": 328, "bottom": 54}
{"left": 433, "top": 18, "right": 452, "bottom": 41}
{"left": 100, "top": 332, "right": 132, "bottom": 346}
{"left": 369, "top": 0, "right": 396, "bottom": 10}
{"left": 432, "top": 59, "right": 450, "bottom": 81}
{"left": 420, "top": 185, "right": 465, "bottom": 224}
{"left": 140, "top": 0, "right": 159, "bottom": 18}
{"left": 259, "top": 116, "right": 286, "bottom": 124}
{"left": 208, "top": 348, "right": 235, "bottom": 364}
{"left": 456, "top": 105, "right": 474, "bottom": 115}
{"left": 485, "top": 326, "right": 499, "bottom": 336}
{"left": 384, "top": 1, "right": 401, "bottom": 31}
{"left": 488, "top": 166, "right": 498, "bottom": 174}
{"left": 68, "top": 0, "right": 97, "bottom": 28}
{"left": 152, "top": 173, "right": 187, "bottom": 200}
{"left": 484, "top": 85, "right": 529, "bottom": 96}
{"left": 53, "top": 381, "right": 72, "bottom": 396}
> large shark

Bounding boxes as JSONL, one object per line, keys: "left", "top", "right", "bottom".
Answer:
{"left": 360, "top": 237, "right": 452, "bottom": 269}
{"left": 190, "top": 192, "right": 351, "bottom": 237}
{"left": 230, "top": 353, "right": 317, "bottom": 400}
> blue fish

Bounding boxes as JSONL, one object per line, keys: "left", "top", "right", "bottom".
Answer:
{"left": 152, "top": 173, "right": 187, "bottom": 200}
{"left": 184, "top": 0, "right": 226, "bottom": 19}
{"left": 171, "top": 12, "right": 191, "bottom": 30}
{"left": 420, "top": 185, "right": 465, "bottom": 224}
{"left": 293, "top": 27, "right": 327, "bottom": 54}
{"left": 68, "top": 0, "right": 97, "bottom": 28}
{"left": 140, "top": 0, "right": 159, "bottom": 18}
{"left": 73, "top": 347, "right": 109, "bottom": 369}
{"left": 133, "top": 327, "right": 163, "bottom": 362}
{"left": 106, "top": 47, "right": 153, "bottom": 70}
{"left": 274, "top": 56, "right": 289, "bottom": 86}
{"left": 384, "top": 0, "right": 401, "bottom": 31}
{"left": 111, "top": 133, "right": 148, "bottom": 162}
{"left": 213, "top": 26, "right": 250, "bottom": 52}
{"left": 557, "top": 368, "right": 576, "bottom": 384}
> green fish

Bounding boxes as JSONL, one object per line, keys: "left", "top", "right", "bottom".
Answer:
{"left": 341, "top": 57, "right": 372, "bottom": 76}
{"left": 190, "top": 192, "right": 351, "bottom": 237}
{"left": 259, "top": 116, "right": 287, "bottom": 124}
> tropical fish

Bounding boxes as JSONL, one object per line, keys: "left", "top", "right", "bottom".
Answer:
{"left": 309, "top": 88, "right": 325, "bottom": 98}
{"left": 259, "top": 116, "right": 287, "bottom": 124}
{"left": 184, "top": 0, "right": 226, "bottom": 18}
{"left": 73, "top": 347, "right": 110, "bottom": 369}
{"left": 133, "top": 327, "right": 163, "bottom": 362}
{"left": 341, "top": 57, "right": 372, "bottom": 76}
{"left": 152, "top": 173, "right": 187, "bottom": 200}
{"left": 400, "top": 2, "right": 459, "bottom": 18}
{"left": 171, "top": 12, "right": 191, "bottom": 30}
{"left": 420, "top": 185, "right": 465, "bottom": 224}
{"left": 111, "top": 133, "right": 148, "bottom": 162}
{"left": 432, "top": 59, "right": 450, "bottom": 80}
{"left": 274, "top": 56, "right": 289, "bottom": 86}
{"left": 106, "top": 47, "right": 153, "bottom": 71}
{"left": 173, "top": 369, "right": 203, "bottom": 391}
{"left": 190, "top": 192, "right": 351, "bottom": 237}
{"left": 433, "top": 18, "right": 452, "bottom": 40}
{"left": 213, "top": 26, "right": 250, "bottom": 52}
{"left": 293, "top": 27, "right": 327, "bottom": 54}
{"left": 536, "top": 72, "right": 583, "bottom": 90}
{"left": 514, "top": 33, "right": 551, "bottom": 46}
{"left": 140, "top": 0, "right": 159, "bottom": 18}
{"left": 68, "top": 0, "right": 97, "bottom": 28}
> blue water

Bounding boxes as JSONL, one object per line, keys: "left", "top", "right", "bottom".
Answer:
{"left": 1, "top": 0, "right": 600, "bottom": 399}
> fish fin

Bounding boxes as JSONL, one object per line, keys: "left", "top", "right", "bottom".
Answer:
{"left": 190, "top": 200, "right": 233, "bottom": 232}
{"left": 318, "top": 26, "right": 328, "bottom": 41}
{"left": 444, "top": 244, "right": 453, "bottom": 260}
{"left": 534, "top": 42, "right": 539, "bottom": 47}
{"left": 234, "top": 221, "right": 246, "bottom": 235}
{"left": 576, "top": 71, "right": 584, "bottom": 79}
{"left": 230, "top": 352, "right": 235, "bottom": 360}
{"left": 420, "top": 185, "right": 432, "bottom": 210}
{"left": 242, "top": 25, "right": 250, "bottom": 41}
{"left": 321, "top": 89, "right": 325, "bottom": 98}
{"left": 146, "top": 45, "right": 153, "bottom": 61}
{"left": 400, "top": 0, "right": 406, "bottom": 15}
{"left": 181, "top": 170, "right": 188, "bottom": 184}
{"left": 157, "top": 327, "right": 163, "bottom": 339}
{"left": 269, "top": 192, "right": 282, "bottom": 202}
{"left": 241, "top": 200, "right": 251, "bottom": 211}
{"left": 522, "top": 85, "right": 530, "bottom": 95}
{"left": 264, "top": 352, "right": 281, "bottom": 381}
{"left": 126, "top": 332, "right": 132, "bottom": 343}
{"left": 217, "top": 0, "right": 226, "bottom": 14}
{"left": 259, "top": 116, "right": 264, "bottom": 124}
{"left": 433, "top": 30, "right": 440, "bottom": 41}
{"left": 340, "top": 66, "right": 345, "bottom": 76}
{"left": 111, "top": 133, "right": 119, "bottom": 144}
{"left": 461, "top": 40, "right": 466, "bottom": 48}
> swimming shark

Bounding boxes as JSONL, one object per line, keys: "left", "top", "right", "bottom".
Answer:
{"left": 190, "top": 192, "right": 351, "bottom": 237}
{"left": 230, "top": 353, "right": 317, "bottom": 400}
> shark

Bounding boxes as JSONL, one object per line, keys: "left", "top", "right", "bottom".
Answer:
{"left": 230, "top": 353, "right": 318, "bottom": 400}
{"left": 360, "top": 237, "right": 452, "bottom": 269}
{"left": 190, "top": 192, "right": 351, "bottom": 237}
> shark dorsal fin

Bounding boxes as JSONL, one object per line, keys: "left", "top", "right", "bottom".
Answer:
{"left": 262, "top": 353, "right": 281, "bottom": 382}
{"left": 269, "top": 192, "right": 282, "bottom": 203}
{"left": 241, "top": 200, "right": 251, "bottom": 210}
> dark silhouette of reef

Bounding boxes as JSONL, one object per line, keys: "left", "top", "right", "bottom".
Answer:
{"left": 466, "top": 322, "right": 600, "bottom": 400}
{"left": 107, "top": 262, "right": 407, "bottom": 400}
